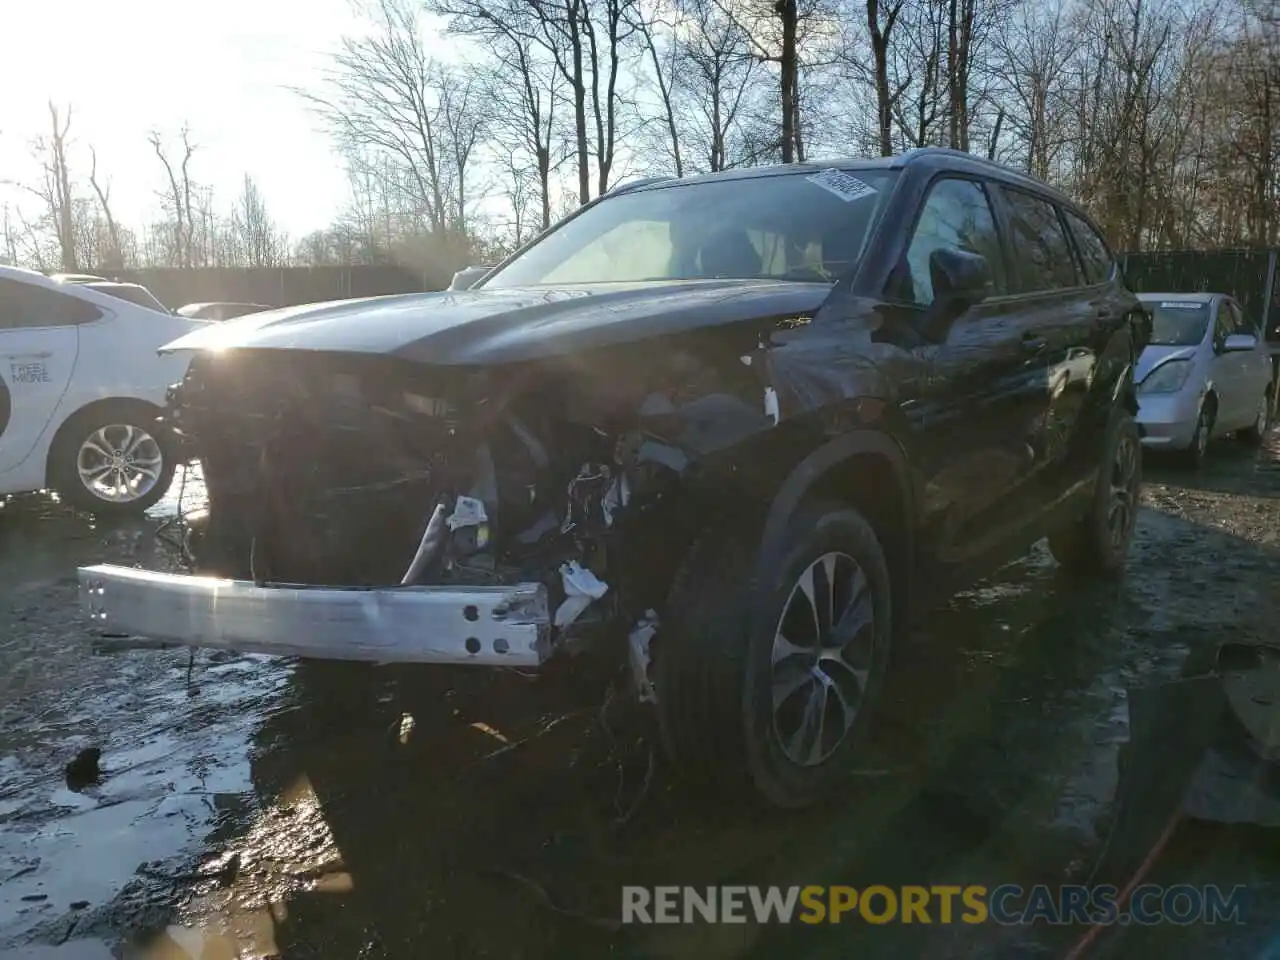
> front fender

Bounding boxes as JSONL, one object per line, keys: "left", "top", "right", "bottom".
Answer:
{"left": 750, "top": 427, "right": 916, "bottom": 630}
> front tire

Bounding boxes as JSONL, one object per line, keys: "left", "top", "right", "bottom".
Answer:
{"left": 655, "top": 501, "right": 893, "bottom": 808}
{"left": 1048, "top": 408, "right": 1142, "bottom": 577}
{"left": 1183, "top": 399, "right": 1214, "bottom": 467}
{"left": 1237, "top": 390, "right": 1271, "bottom": 446}
{"left": 49, "top": 402, "right": 177, "bottom": 516}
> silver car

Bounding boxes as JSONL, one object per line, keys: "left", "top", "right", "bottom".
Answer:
{"left": 1135, "top": 292, "right": 1274, "bottom": 463}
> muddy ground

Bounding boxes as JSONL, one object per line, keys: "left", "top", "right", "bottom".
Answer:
{"left": 2, "top": 435, "right": 1280, "bottom": 960}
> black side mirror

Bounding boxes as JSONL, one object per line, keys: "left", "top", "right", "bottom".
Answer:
{"left": 916, "top": 248, "right": 992, "bottom": 344}
{"left": 929, "top": 248, "right": 993, "bottom": 309}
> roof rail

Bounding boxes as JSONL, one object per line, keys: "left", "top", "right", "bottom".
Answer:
{"left": 606, "top": 176, "right": 675, "bottom": 196}
{"left": 901, "top": 147, "right": 981, "bottom": 163}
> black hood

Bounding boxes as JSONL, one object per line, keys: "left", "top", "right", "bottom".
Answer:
{"left": 159, "top": 280, "right": 833, "bottom": 365}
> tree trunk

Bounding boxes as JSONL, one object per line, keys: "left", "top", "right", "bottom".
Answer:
{"left": 777, "top": 0, "right": 798, "bottom": 162}
{"left": 569, "top": 0, "right": 591, "bottom": 204}
{"left": 867, "top": 0, "right": 900, "bottom": 157}
{"left": 538, "top": 146, "right": 552, "bottom": 230}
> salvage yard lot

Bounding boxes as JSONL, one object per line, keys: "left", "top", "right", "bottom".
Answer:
{"left": 2, "top": 438, "right": 1280, "bottom": 959}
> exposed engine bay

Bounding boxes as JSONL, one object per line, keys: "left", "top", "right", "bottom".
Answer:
{"left": 163, "top": 334, "right": 780, "bottom": 651}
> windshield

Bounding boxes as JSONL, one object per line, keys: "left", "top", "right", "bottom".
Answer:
{"left": 1146, "top": 301, "right": 1211, "bottom": 346}
{"left": 483, "top": 168, "right": 898, "bottom": 288}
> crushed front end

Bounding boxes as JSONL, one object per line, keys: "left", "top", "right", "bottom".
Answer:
{"left": 79, "top": 344, "right": 713, "bottom": 667}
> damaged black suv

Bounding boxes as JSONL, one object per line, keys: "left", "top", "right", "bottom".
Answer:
{"left": 79, "top": 148, "right": 1148, "bottom": 808}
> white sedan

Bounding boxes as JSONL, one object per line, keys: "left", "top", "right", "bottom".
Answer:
{"left": 0, "top": 266, "right": 207, "bottom": 514}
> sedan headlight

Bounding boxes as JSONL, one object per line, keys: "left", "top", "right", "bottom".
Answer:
{"left": 1139, "top": 359, "right": 1194, "bottom": 394}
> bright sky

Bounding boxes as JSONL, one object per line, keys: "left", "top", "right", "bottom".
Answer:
{"left": 0, "top": 0, "right": 436, "bottom": 239}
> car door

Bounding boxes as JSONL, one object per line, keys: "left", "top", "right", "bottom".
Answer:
{"left": 987, "top": 188, "right": 1106, "bottom": 496}
{"left": 1224, "top": 299, "right": 1271, "bottom": 428}
{"left": 887, "top": 175, "right": 1048, "bottom": 584}
{"left": 1208, "top": 299, "right": 1245, "bottom": 430}
{"left": 0, "top": 278, "right": 90, "bottom": 474}
{"left": 1059, "top": 206, "right": 1139, "bottom": 466}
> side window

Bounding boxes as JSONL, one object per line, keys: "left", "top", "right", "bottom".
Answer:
{"left": 898, "top": 177, "right": 1005, "bottom": 306}
{"left": 0, "top": 279, "right": 103, "bottom": 329}
{"left": 997, "top": 188, "right": 1080, "bottom": 293}
{"left": 1213, "top": 302, "right": 1233, "bottom": 349}
{"left": 1063, "top": 210, "right": 1114, "bottom": 285}
{"left": 1227, "top": 301, "right": 1258, "bottom": 336}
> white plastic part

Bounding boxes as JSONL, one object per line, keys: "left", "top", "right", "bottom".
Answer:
{"left": 445, "top": 495, "right": 489, "bottom": 531}
{"left": 602, "top": 472, "right": 631, "bottom": 527}
{"left": 628, "top": 609, "right": 660, "bottom": 703}
{"left": 553, "top": 560, "right": 609, "bottom": 629}
{"left": 764, "top": 386, "right": 780, "bottom": 425}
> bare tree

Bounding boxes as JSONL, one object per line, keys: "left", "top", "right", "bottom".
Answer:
{"left": 674, "top": 0, "right": 766, "bottom": 171}
{"left": 1, "top": 104, "right": 86, "bottom": 269}
{"left": 705, "top": 0, "right": 838, "bottom": 162}
{"left": 149, "top": 125, "right": 197, "bottom": 267}
{"left": 439, "top": 68, "right": 489, "bottom": 234}
{"left": 629, "top": 1, "right": 684, "bottom": 176}
{"left": 584, "top": 0, "right": 639, "bottom": 192}
{"left": 1, "top": 205, "right": 19, "bottom": 266}
{"left": 1234, "top": 2, "right": 1279, "bottom": 243}
{"left": 298, "top": 0, "right": 484, "bottom": 255}
{"left": 890, "top": 0, "right": 948, "bottom": 149}
{"left": 42, "top": 104, "right": 78, "bottom": 271}
{"left": 5, "top": 0, "right": 1280, "bottom": 273}
{"left": 229, "top": 174, "right": 286, "bottom": 267}
{"left": 87, "top": 147, "right": 123, "bottom": 270}
{"left": 489, "top": 52, "right": 564, "bottom": 230}
{"left": 430, "top": 0, "right": 636, "bottom": 204}
{"left": 865, "top": 0, "right": 908, "bottom": 155}
{"left": 0, "top": 103, "right": 83, "bottom": 270}
{"left": 453, "top": 25, "right": 563, "bottom": 231}
{"left": 995, "top": 3, "right": 1078, "bottom": 178}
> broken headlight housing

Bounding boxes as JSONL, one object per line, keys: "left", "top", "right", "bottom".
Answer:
{"left": 1139, "top": 359, "right": 1193, "bottom": 394}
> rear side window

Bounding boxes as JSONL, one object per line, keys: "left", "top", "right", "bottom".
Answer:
{"left": 87, "top": 283, "right": 168, "bottom": 313}
{"left": 1063, "top": 210, "right": 1114, "bottom": 285}
{"left": 0, "top": 278, "right": 102, "bottom": 329}
{"left": 997, "top": 188, "right": 1080, "bottom": 293}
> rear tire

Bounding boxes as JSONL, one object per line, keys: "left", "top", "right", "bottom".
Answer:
{"left": 48, "top": 401, "right": 177, "bottom": 516}
{"left": 1047, "top": 408, "right": 1141, "bottom": 578}
{"left": 654, "top": 500, "right": 893, "bottom": 808}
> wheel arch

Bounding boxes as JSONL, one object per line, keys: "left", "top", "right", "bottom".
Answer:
{"left": 1109, "top": 360, "right": 1139, "bottom": 418}
{"left": 752, "top": 428, "right": 917, "bottom": 635}
{"left": 43, "top": 395, "right": 168, "bottom": 482}
{"left": 0, "top": 375, "right": 10, "bottom": 442}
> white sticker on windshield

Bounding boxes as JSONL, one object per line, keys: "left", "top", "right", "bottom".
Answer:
{"left": 805, "top": 168, "right": 877, "bottom": 203}
{"left": 1159, "top": 301, "right": 1204, "bottom": 310}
